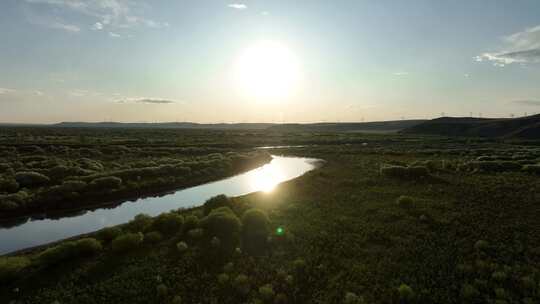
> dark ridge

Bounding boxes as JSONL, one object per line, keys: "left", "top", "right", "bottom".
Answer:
{"left": 266, "top": 119, "right": 427, "bottom": 133}
{"left": 401, "top": 114, "right": 540, "bottom": 139}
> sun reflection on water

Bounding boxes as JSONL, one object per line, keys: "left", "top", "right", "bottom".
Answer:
{"left": 249, "top": 162, "right": 286, "bottom": 193}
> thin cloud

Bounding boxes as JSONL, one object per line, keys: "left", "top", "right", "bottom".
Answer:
{"left": 50, "top": 21, "right": 81, "bottom": 32}
{"left": 109, "top": 32, "right": 121, "bottom": 38}
{"left": 25, "top": 0, "right": 168, "bottom": 32}
{"left": 70, "top": 89, "right": 90, "bottom": 97}
{"left": 510, "top": 100, "right": 540, "bottom": 106}
{"left": 117, "top": 98, "right": 176, "bottom": 104}
{"left": 228, "top": 3, "right": 247, "bottom": 10}
{"left": 0, "top": 88, "right": 16, "bottom": 94}
{"left": 392, "top": 72, "right": 409, "bottom": 76}
{"left": 476, "top": 25, "right": 540, "bottom": 66}
{"left": 24, "top": 8, "right": 81, "bottom": 33}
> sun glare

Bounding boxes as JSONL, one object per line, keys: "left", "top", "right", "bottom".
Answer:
{"left": 250, "top": 163, "right": 286, "bottom": 193}
{"left": 234, "top": 41, "right": 301, "bottom": 101}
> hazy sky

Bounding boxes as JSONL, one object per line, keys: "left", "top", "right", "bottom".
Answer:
{"left": 1, "top": 0, "right": 540, "bottom": 123}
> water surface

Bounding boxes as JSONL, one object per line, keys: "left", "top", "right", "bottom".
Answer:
{"left": 0, "top": 155, "right": 319, "bottom": 255}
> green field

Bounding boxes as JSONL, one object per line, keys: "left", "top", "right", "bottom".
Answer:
{"left": 1, "top": 128, "right": 540, "bottom": 303}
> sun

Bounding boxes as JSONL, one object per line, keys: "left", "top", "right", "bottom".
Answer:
{"left": 234, "top": 41, "right": 300, "bottom": 101}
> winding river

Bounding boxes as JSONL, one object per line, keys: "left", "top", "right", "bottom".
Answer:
{"left": 0, "top": 155, "right": 320, "bottom": 255}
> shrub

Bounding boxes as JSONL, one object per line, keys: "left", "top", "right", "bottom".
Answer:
{"left": 407, "top": 166, "right": 430, "bottom": 178}
{"left": 36, "top": 243, "right": 73, "bottom": 265}
{"left": 233, "top": 274, "right": 250, "bottom": 295}
{"left": 144, "top": 231, "right": 163, "bottom": 244}
{"left": 467, "top": 161, "right": 522, "bottom": 173}
{"left": 176, "top": 241, "right": 188, "bottom": 253}
{"left": 0, "top": 190, "right": 28, "bottom": 210}
{"left": 201, "top": 207, "right": 241, "bottom": 249}
{"left": 78, "top": 158, "right": 104, "bottom": 171}
{"left": 36, "top": 238, "right": 102, "bottom": 266}
{"left": 187, "top": 228, "right": 204, "bottom": 240}
{"left": 397, "top": 284, "right": 415, "bottom": 303}
{"left": 241, "top": 208, "right": 270, "bottom": 255}
{"left": 223, "top": 262, "right": 234, "bottom": 273}
{"left": 460, "top": 284, "right": 479, "bottom": 301}
{"left": 156, "top": 283, "right": 168, "bottom": 298}
{"left": 111, "top": 232, "right": 143, "bottom": 253}
{"left": 258, "top": 284, "right": 275, "bottom": 302}
{"left": 217, "top": 273, "right": 230, "bottom": 285}
{"left": 75, "top": 238, "right": 103, "bottom": 255}
{"left": 492, "top": 271, "right": 507, "bottom": 282}
{"left": 203, "top": 195, "right": 230, "bottom": 215}
{"left": 89, "top": 176, "right": 122, "bottom": 192}
{"left": 275, "top": 293, "right": 288, "bottom": 304}
{"left": 97, "top": 226, "right": 122, "bottom": 242}
{"left": 380, "top": 165, "right": 408, "bottom": 178}
{"left": 474, "top": 240, "right": 489, "bottom": 252}
{"left": 0, "top": 256, "right": 31, "bottom": 281}
{"left": 171, "top": 296, "right": 182, "bottom": 304}
{"left": 292, "top": 258, "right": 307, "bottom": 274}
{"left": 0, "top": 178, "right": 19, "bottom": 193}
{"left": 344, "top": 292, "right": 364, "bottom": 304}
{"left": 396, "top": 195, "right": 414, "bottom": 208}
{"left": 497, "top": 161, "right": 522, "bottom": 171}
{"left": 494, "top": 288, "right": 506, "bottom": 299}
{"left": 61, "top": 180, "right": 87, "bottom": 192}
{"left": 128, "top": 214, "right": 153, "bottom": 232}
{"left": 211, "top": 236, "right": 221, "bottom": 248}
{"left": 152, "top": 212, "right": 184, "bottom": 235}
{"left": 0, "top": 200, "right": 19, "bottom": 211}
{"left": 183, "top": 214, "right": 200, "bottom": 231}
{"left": 523, "top": 164, "right": 540, "bottom": 174}
{"left": 380, "top": 165, "right": 430, "bottom": 179}
{"left": 15, "top": 171, "right": 50, "bottom": 187}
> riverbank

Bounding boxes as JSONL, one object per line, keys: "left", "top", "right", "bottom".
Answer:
{"left": 0, "top": 151, "right": 272, "bottom": 221}
{"left": 0, "top": 154, "right": 271, "bottom": 224}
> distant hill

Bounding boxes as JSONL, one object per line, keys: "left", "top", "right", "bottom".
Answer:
{"left": 401, "top": 114, "right": 540, "bottom": 139}
{"left": 51, "top": 120, "right": 426, "bottom": 133}
{"left": 266, "top": 120, "right": 426, "bottom": 133}
{"left": 53, "top": 122, "right": 274, "bottom": 130}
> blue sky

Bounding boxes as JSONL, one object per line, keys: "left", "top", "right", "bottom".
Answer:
{"left": 0, "top": 0, "right": 539, "bottom": 123}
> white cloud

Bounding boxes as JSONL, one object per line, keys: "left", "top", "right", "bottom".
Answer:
{"left": 109, "top": 32, "right": 121, "bottom": 38}
{"left": 228, "top": 3, "right": 247, "bottom": 10}
{"left": 70, "top": 89, "right": 90, "bottom": 97}
{"left": 25, "top": 0, "right": 168, "bottom": 32}
{"left": 50, "top": 21, "right": 81, "bottom": 32}
{"left": 91, "top": 22, "right": 103, "bottom": 30}
{"left": 0, "top": 88, "right": 15, "bottom": 94}
{"left": 392, "top": 72, "right": 409, "bottom": 76}
{"left": 117, "top": 98, "right": 177, "bottom": 104}
{"left": 476, "top": 25, "right": 540, "bottom": 67}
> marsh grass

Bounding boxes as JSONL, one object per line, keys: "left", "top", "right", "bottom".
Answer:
{"left": 1, "top": 134, "right": 539, "bottom": 304}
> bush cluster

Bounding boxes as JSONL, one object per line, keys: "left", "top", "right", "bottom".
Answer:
{"left": 37, "top": 238, "right": 102, "bottom": 266}
{"left": 14, "top": 171, "right": 50, "bottom": 187}
{"left": 0, "top": 256, "right": 31, "bottom": 282}
{"left": 380, "top": 165, "right": 430, "bottom": 179}
{"left": 111, "top": 232, "right": 143, "bottom": 253}
{"left": 241, "top": 208, "right": 270, "bottom": 255}
{"left": 152, "top": 212, "right": 184, "bottom": 235}
{"left": 201, "top": 206, "right": 241, "bottom": 250}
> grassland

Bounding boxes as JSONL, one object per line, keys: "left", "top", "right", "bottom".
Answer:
{"left": 1, "top": 128, "right": 540, "bottom": 303}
